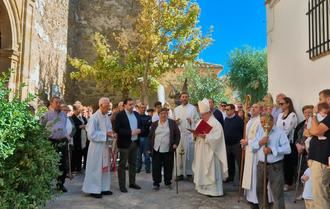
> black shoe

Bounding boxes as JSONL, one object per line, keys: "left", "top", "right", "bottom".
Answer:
{"left": 90, "top": 193, "right": 102, "bottom": 198}
{"left": 101, "top": 191, "right": 113, "bottom": 195}
{"left": 249, "top": 203, "right": 259, "bottom": 209}
{"left": 136, "top": 169, "right": 141, "bottom": 173}
{"left": 153, "top": 185, "right": 160, "bottom": 191}
{"left": 120, "top": 187, "right": 128, "bottom": 193}
{"left": 146, "top": 170, "right": 151, "bottom": 174}
{"left": 57, "top": 184, "right": 67, "bottom": 192}
{"left": 129, "top": 184, "right": 141, "bottom": 190}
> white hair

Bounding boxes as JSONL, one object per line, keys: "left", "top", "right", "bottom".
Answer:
{"left": 99, "top": 97, "right": 110, "bottom": 107}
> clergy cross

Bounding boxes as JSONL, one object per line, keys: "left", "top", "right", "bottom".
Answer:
{"left": 264, "top": 123, "right": 270, "bottom": 136}
{"left": 179, "top": 146, "right": 185, "bottom": 156}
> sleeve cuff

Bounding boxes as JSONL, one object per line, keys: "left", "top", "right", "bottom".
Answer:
{"left": 269, "top": 146, "right": 278, "bottom": 156}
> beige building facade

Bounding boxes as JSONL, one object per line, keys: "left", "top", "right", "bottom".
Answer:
{"left": 267, "top": 0, "right": 330, "bottom": 118}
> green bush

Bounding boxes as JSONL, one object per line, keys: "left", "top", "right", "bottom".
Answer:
{"left": 0, "top": 72, "right": 59, "bottom": 209}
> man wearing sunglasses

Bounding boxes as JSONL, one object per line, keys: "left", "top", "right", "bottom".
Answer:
{"left": 219, "top": 101, "right": 227, "bottom": 120}
{"left": 223, "top": 104, "right": 244, "bottom": 183}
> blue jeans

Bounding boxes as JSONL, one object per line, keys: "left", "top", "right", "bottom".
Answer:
{"left": 136, "top": 137, "right": 151, "bottom": 172}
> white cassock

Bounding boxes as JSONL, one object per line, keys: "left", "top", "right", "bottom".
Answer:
{"left": 173, "top": 103, "right": 199, "bottom": 176}
{"left": 242, "top": 116, "right": 273, "bottom": 203}
{"left": 82, "top": 110, "right": 112, "bottom": 194}
{"left": 192, "top": 115, "right": 228, "bottom": 196}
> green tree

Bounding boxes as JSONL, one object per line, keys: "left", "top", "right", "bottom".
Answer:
{"left": 69, "top": 0, "right": 212, "bottom": 103}
{"left": 179, "top": 63, "right": 227, "bottom": 105}
{"left": 227, "top": 46, "right": 268, "bottom": 103}
{"left": 0, "top": 72, "right": 59, "bottom": 209}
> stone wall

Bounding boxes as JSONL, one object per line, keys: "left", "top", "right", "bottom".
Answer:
{"left": 26, "top": 0, "right": 69, "bottom": 102}
{"left": 65, "top": 0, "right": 140, "bottom": 106}
{"left": 0, "top": 0, "right": 69, "bottom": 104}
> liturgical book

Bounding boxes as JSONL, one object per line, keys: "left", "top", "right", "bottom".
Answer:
{"left": 187, "top": 120, "right": 212, "bottom": 135}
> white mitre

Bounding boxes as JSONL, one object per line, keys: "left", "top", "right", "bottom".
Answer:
{"left": 198, "top": 98, "right": 210, "bottom": 114}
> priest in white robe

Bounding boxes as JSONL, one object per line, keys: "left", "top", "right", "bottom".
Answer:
{"left": 173, "top": 92, "right": 199, "bottom": 179}
{"left": 241, "top": 103, "right": 273, "bottom": 209}
{"left": 82, "top": 97, "right": 114, "bottom": 198}
{"left": 192, "top": 98, "right": 228, "bottom": 197}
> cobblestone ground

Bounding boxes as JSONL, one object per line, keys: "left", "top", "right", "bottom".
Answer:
{"left": 44, "top": 170, "right": 305, "bottom": 209}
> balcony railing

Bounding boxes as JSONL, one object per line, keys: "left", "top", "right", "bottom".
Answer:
{"left": 307, "top": 0, "right": 330, "bottom": 60}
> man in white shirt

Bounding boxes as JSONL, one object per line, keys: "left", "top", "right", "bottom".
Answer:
{"left": 252, "top": 114, "right": 291, "bottom": 209}
{"left": 173, "top": 92, "right": 199, "bottom": 181}
{"left": 82, "top": 97, "right": 114, "bottom": 198}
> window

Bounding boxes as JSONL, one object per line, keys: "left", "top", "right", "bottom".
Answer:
{"left": 307, "top": 0, "right": 330, "bottom": 60}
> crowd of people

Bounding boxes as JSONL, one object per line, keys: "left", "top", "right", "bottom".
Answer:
{"left": 40, "top": 89, "right": 330, "bottom": 209}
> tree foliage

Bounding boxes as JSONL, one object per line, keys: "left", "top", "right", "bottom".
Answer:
{"left": 179, "top": 63, "right": 227, "bottom": 105}
{"left": 227, "top": 46, "right": 268, "bottom": 103}
{"left": 0, "top": 72, "right": 59, "bottom": 209}
{"left": 68, "top": 0, "right": 212, "bottom": 103}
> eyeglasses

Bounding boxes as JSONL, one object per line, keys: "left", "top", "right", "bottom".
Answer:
{"left": 279, "top": 103, "right": 286, "bottom": 106}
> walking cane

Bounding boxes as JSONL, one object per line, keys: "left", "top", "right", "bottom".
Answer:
{"left": 175, "top": 150, "right": 179, "bottom": 194}
{"left": 238, "top": 95, "right": 251, "bottom": 203}
{"left": 263, "top": 148, "right": 268, "bottom": 209}
{"left": 263, "top": 114, "right": 271, "bottom": 209}
{"left": 67, "top": 143, "right": 73, "bottom": 180}
{"left": 294, "top": 153, "right": 303, "bottom": 203}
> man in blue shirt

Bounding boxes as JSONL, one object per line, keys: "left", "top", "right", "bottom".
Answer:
{"left": 41, "top": 96, "right": 69, "bottom": 192}
{"left": 114, "top": 98, "right": 142, "bottom": 193}
{"left": 252, "top": 114, "right": 291, "bottom": 209}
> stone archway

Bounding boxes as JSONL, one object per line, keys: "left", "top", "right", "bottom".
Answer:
{"left": 0, "top": 0, "right": 13, "bottom": 73}
{"left": 0, "top": 0, "right": 20, "bottom": 92}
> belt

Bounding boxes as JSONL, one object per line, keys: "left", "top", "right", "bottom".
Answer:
{"left": 49, "top": 138, "right": 67, "bottom": 142}
{"left": 258, "top": 160, "right": 283, "bottom": 166}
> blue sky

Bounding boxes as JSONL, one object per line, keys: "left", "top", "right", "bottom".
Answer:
{"left": 196, "top": 0, "right": 267, "bottom": 75}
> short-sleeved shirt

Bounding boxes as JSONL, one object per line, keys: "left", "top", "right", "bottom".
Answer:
{"left": 309, "top": 115, "right": 330, "bottom": 165}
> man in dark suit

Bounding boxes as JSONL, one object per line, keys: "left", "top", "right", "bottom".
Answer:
{"left": 114, "top": 98, "right": 142, "bottom": 193}
{"left": 71, "top": 104, "right": 88, "bottom": 172}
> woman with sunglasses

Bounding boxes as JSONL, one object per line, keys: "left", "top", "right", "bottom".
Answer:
{"left": 276, "top": 97, "right": 298, "bottom": 192}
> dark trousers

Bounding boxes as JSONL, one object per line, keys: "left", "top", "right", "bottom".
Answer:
{"left": 82, "top": 140, "right": 89, "bottom": 169}
{"left": 136, "top": 137, "right": 151, "bottom": 172}
{"left": 226, "top": 143, "right": 241, "bottom": 181}
{"left": 72, "top": 147, "right": 82, "bottom": 172}
{"left": 257, "top": 161, "right": 285, "bottom": 209}
{"left": 51, "top": 139, "right": 68, "bottom": 185}
{"left": 152, "top": 150, "right": 174, "bottom": 186}
{"left": 283, "top": 143, "right": 297, "bottom": 185}
{"left": 118, "top": 141, "right": 138, "bottom": 189}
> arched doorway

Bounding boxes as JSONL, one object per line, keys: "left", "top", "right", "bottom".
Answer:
{"left": 0, "top": 0, "right": 12, "bottom": 73}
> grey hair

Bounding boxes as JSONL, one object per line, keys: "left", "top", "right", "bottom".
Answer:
{"left": 99, "top": 97, "right": 110, "bottom": 107}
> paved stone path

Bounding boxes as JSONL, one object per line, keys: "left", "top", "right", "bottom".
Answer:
{"left": 44, "top": 170, "right": 305, "bottom": 209}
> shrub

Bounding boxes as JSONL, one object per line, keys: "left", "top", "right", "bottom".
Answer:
{"left": 0, "top": 72, "right": 59, "bottom": 209}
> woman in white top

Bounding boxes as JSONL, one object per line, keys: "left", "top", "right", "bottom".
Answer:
{"left": 148, "top": 108, "right": 181, "bottom": 190}
{"left": 276, "top": 97, "right": 298, "bottom": 191}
